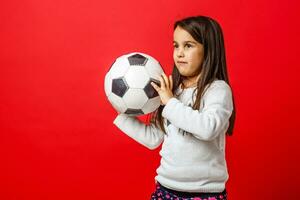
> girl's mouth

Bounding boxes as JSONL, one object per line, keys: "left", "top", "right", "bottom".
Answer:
{"left": 177, "top": 61, "right": 188, "bottom": 66}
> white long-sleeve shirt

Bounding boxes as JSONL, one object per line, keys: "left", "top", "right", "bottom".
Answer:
{"left": 113, "top": 80, "right": 233, "bottom": 193}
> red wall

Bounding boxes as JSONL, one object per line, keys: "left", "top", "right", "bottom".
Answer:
{"left": 1, "top": 0, "right": 299, "bottom": 199}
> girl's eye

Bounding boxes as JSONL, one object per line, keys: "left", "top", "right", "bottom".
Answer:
{"left": 185, "top": 44, "right": 192, "bottom": 48}
{"left": 173, "top": 44, "right": 193, "bottom": 49}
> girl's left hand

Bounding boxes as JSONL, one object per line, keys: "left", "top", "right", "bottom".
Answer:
{"left": 151, "top": 73, "right": 174, "bottom": 105}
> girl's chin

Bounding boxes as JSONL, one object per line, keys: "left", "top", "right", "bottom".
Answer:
{"left": 177, "top": 68, "right": 189, "bottom": 76}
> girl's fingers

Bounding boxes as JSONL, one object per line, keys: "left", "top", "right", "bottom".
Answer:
{"left": 169, "top": 75, "right": 173, "bottom": 90}
{"left": 152, "top": 73, "right": 172, "bottom": 93}
{"left": 161, "top": 73, "right": 169, "bottom": 89}
{"left": 159, "top": 75, "right": 166, "bottom": 89}
{"left": 151, "top": 82, "right": 160, "bottom": 92}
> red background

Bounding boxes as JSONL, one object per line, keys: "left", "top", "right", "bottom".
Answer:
{"left": 1, "top": 0, "right": 299, "bottom": 199}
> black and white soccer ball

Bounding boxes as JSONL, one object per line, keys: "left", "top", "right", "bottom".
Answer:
{"left": 104, "top": 52, "right": 164, "bottom": 116}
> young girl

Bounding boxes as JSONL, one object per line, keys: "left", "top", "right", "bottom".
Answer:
{"left": 113, "top": 15, "right": 236, "bottom": 200}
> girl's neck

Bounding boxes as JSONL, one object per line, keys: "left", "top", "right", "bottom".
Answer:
{"left": 181, "top": 81, "right": 197, "bottom": 89}
{"left": 182, "top": 74, "right": 201, "bottom": 89}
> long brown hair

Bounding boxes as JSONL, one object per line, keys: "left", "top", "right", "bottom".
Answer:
{"left": 150, "top": 16, "right": 236, "bottom": 136}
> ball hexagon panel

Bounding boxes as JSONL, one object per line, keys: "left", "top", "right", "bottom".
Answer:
{"left": 109, "top": 57, "right": 130, "bottom": 79}
{"left": 124, "top": 66, "right": 150, "bottom": 89}
{"left": 123, "top": 88, "right": 148, "bottom": 109}
{"left": 108, "top": 93, "right": 127, "bottom": 113}
{"left": 142, "top": 96, "right": 161, "bottom": 114}
{"left": 112, "top": 77, "right": 129, "bottom": 97}
{"left": 144, "top": 59, "right": 164, "bottom": 80}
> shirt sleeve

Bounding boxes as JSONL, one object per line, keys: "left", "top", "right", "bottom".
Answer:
{"left": 162, "top": 82, "right": 233, "bottom": 141}
{"left": 113, "top": 114, "right": 165, "bottom": 150}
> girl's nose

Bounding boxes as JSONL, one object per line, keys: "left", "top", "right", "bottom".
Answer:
{"left": 176, "top": 48, "right": 184, "bottom": 58}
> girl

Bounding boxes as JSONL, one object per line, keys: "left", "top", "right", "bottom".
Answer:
{"left": 113, "top": 15, "right": 236, "bottom": 200}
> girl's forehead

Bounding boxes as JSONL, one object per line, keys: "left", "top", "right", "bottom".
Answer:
{"left": 173, "top": 27, "right": 197, "bottom": 43}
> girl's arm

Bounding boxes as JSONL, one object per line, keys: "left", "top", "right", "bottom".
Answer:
{"left": 113, "top": 114, "right": 164, "bottom": 150}
{"left": 162, "top": 82, "right": 233, "bottom": 141}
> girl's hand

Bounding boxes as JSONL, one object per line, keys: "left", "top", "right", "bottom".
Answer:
{"left": 151, "top": 73, "right": 174, "bottom": 105}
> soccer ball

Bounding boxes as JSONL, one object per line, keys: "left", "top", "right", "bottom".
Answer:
{"left": 104, "top": 52, "right": 164, "bottom": 116}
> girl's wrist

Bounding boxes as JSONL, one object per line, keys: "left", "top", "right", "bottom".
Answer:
{"left": 164, "top": 96, "right": 174, "bottom": 105}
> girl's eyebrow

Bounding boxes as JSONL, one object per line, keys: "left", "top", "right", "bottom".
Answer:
{"left": 173, "top": 41, "right": 197, "bottom": 44}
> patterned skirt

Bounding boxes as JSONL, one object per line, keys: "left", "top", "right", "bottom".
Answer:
{"left": 150, "top": 182, "right": 227, "bottom": 200}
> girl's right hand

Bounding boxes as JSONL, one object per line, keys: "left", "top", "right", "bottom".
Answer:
{"left": 151, "top": 73, "right": 174, "bottom": 105}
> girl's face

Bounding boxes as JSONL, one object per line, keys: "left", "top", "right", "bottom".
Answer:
{"left": 173, "top": 26, "right": 204, "bottom": 81}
